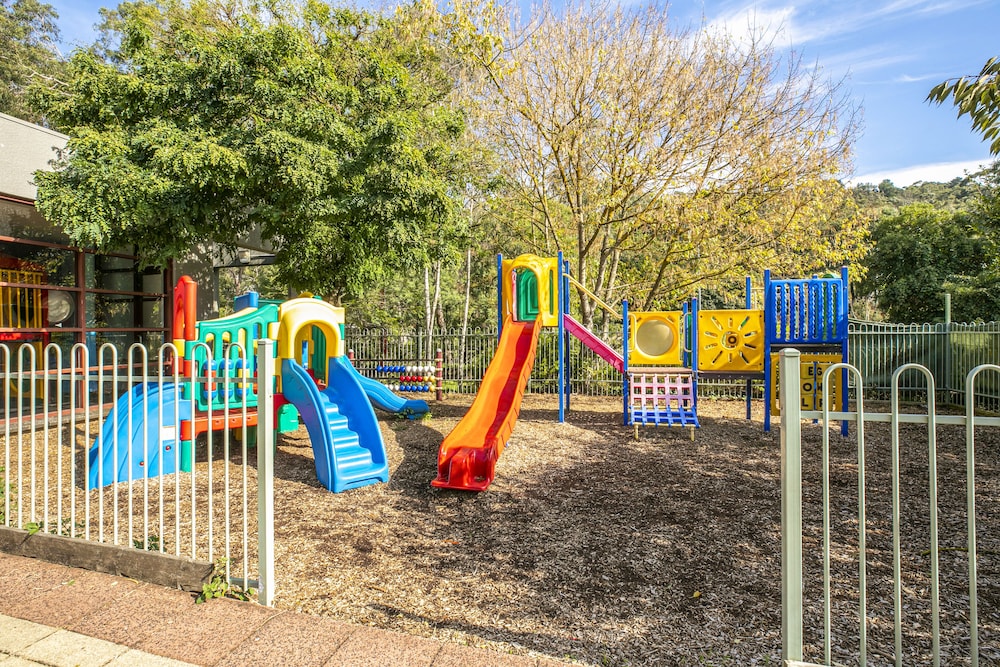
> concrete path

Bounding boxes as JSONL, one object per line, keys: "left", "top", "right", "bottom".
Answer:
{"left": 0, "top": 554, "right": 573, "bottom": 667}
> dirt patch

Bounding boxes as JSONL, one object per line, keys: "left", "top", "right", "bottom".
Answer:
{"left": 268, "top": 395, "right": 1000, "bottom": 666}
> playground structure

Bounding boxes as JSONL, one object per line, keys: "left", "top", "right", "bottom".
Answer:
{"left": 0, "top": 256, "right": 47, "bottom": 343}
{"left": 684, "top": 269, "right": 849, "bottom": 434}
{"left": 431, "top": 255, "right": 553, "bottom": 491}
{"left": 89, "top": 277, "right": 429, "bottom": 493}
{"left": 433, "top": 253, "right": 850, "bottom": 491}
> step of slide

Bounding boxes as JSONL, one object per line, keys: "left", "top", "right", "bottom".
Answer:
{"left": 323, "top": 406, "right": 349, "bottom": 430}
{"left": 337, "top": 463, "right": 387, "bottom": 486}
{"left": 330, "top": 430, "right": 361, "bottom": 450}
{"left": 332, "top": 442, "right": 374, "bottom": 469}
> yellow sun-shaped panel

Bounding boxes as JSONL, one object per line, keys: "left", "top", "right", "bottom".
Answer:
{"left": 696, "top": 309, "right": 765, "bottom": 372}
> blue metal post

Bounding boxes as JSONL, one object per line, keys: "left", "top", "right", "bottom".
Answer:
{"left": 558, "top": 251, "right": 565, "bottom": 423}
{"left": 496, "top": 254, "right": 503, "bottom": 341}
{"left": 763, "top": 269, "right": 773, "bottom": 432}
{"left": 562, "top": 258, "right": 572, "bottom": 414}
{"left": 840, "top": 266, "right": 850, "bottom": 436}
{"left": 690, "top": 297, "right": 699, "bottom": 373}
{"left": 622, "top": 299, "right": 629, "bottom": 426}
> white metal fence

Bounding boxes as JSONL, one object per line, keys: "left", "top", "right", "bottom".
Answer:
{"left": 0, "top": 340, "right": 275, "bottom": 605}
{"left": 779, "top": 348, "right": 999, "bottom": 666}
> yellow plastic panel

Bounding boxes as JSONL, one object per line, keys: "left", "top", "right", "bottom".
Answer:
{"left": 501, "top": 254, "right": 559, "bottom": 327}
{"left": 276, "top": 298, "right": 345, "bottom": 360}
{"left": 629, "top": 311, "right": 681, "bottom": 366}
{"left": 770, "top": 352, "right": 844, "bottom": 415}
{"left": 696, "top": 309, "right": 764, "bottom": 372}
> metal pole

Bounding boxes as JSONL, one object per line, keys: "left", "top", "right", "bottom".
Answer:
{"left": 622, "top": 300, "right": 630, "bottom": 426}
{"left": 944, "top": 292, "right": 952, "bottom": 402}
{"left": 841, "top": 266, "right": 850, "bottom": 437}
{"left": 558, "top": 251, "right": 565, "bottom": 423}
{"left": 746, "top": 275, "right": 753, "bottom": 421}
{"left": 496, "top": 254, "right": 503, "bottom": 342}
{"left": 256, "top": 338, "right": 276, "bottom": 606}
{"left": 779, "top": 348, "right": 803, "bottom": 662}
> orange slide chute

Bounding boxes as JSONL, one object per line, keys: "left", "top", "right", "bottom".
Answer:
{"left": 432, "top": 316, "right": 541, "bottom": 492}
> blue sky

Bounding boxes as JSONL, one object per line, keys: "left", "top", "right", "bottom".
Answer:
{"left": 43, "top": 0, "right": 998, "bottom": 186}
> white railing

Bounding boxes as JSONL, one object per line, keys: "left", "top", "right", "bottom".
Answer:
{"left": 779, "top": 348, "right": 999, "bottom": 666}
{"left": 0, "top": 340, "right": 275, "bottom": 605}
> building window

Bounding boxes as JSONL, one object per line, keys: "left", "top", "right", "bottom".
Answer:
{"left": 1, "top": 197, "right": 170, "bottom": 414}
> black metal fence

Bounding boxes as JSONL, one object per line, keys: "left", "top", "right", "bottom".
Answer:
{"left": 346, "top": 320, "right": 1000, "bottom": 411}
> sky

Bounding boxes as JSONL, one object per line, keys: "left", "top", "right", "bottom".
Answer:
{"left": 41, "top": 0, "right": 999, "bottom": 186}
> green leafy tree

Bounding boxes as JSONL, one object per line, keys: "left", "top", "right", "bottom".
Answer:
{"left": 929, "top": 57, "right": 1000, "bottom": 155}
{"left": 0, "top": 0, "right": 64, "bottom": 122}
{"left": 977, "top": 161, "right": 1000, "bottom": 224}
{"left": 857, "top": 203, "right": 997, "bottom": 322}
{"left": 33, "top": 0, "right": 469, "bottom": 301}
{"left": 853, "top": 176, "right": 983, "bottom": 214}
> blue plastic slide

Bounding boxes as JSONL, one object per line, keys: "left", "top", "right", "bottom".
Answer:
{"left": 343, "top": 360, "right": 429, "bottom": 418}
{"left": 280, "top": 356, "right": 389, "bottom": 493}
{"left": 88, "top": 383, "right": 191, "bottom": 489}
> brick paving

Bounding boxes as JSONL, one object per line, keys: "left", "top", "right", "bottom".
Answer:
{"left": 0, "top": 554, "right": 573, "bottom": 667}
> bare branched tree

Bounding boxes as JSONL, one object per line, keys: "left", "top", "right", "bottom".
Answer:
{"left": 460, "top": 0, "right": 866, "bottom": 326}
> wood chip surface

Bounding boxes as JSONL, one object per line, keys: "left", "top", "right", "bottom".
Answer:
{"left": 266, "top": 395, "right": 1000, "bottom": 666}
{"left": 5, "top": 394, "right": 997, "bottom": 665}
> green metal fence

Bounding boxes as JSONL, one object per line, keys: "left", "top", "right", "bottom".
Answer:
{"left": 346, "top": 319, "right": 1000, "bottom": 410}
{"left": 849, "top": 320, "right": 1000, "bottom": 410}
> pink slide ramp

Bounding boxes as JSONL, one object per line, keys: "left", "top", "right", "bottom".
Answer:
{"left": 564, "top": 314, "right": 624, "bottom": 373}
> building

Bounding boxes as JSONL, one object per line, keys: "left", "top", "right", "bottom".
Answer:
{"left": 0, "top": 112, "right": 240, "bottom": 375}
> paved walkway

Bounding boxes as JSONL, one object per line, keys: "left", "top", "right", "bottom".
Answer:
{"left": 0, "top": 554, "right": 572, "bottom": 667}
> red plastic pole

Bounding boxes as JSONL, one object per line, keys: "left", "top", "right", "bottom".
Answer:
{"left": 172, "top": 275, "right": 197, "bottom": 375}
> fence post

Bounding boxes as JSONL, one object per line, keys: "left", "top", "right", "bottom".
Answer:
{"left": 944, "top": 294, "right": 952, "bottom": 402}
{"left": 256, "top": 338, "right": 276, "bottom": 606}
{"left": 779, "top": 348, "right": 804, "bottom": 662}
{"left": 435, "top": 349, "right": 443, "bottom": 402}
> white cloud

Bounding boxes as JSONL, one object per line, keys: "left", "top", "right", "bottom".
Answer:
{"left": 704, "top": 0, "right": 989, "bottom": 48}
{"left": 847, "top": 158, "right": 993, "bottom": 186}
{"left": 704, "top": 5, "right": 795, "bottom": 47}
{"left": 894, "top": 73, "right": 945, "bottom": 83}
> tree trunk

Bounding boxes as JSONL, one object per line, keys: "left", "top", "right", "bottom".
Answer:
{"left": 424, "top": 266, "right": 432, "bottom": 358}
{"left": 460, "top": 248, "right": 472, "bottom": 371}
{"left": 428, "top": 261, "right": 442, "bottom": 359}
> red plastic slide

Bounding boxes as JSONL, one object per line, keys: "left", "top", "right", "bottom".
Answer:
{"left": 432, "top": 316, "right": 541, "bottom": 491}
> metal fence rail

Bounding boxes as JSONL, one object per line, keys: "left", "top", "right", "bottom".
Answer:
{"left": 0, "top": 341, "right": 275, "bottom": 604}
{"left": 779, "top": 349, "right": 999, "bottom": 666}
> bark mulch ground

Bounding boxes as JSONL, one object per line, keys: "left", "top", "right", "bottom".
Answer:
{"left": 268, "top": 394, "right": 1000, "bottom": 666}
